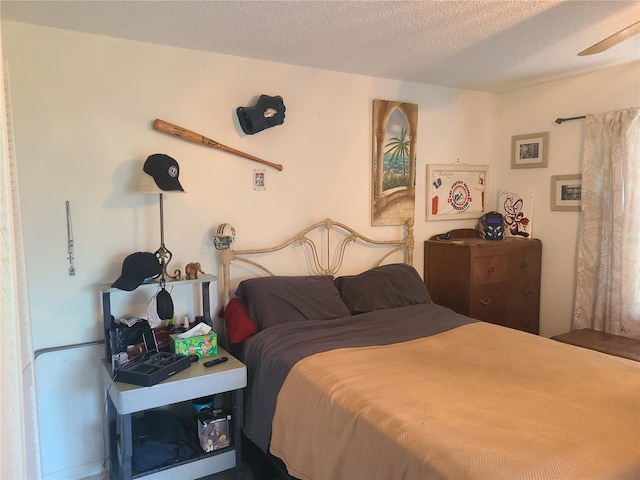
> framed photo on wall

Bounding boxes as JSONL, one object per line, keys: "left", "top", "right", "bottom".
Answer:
{"left": 550, "top": 174, "right": 582, "bottom": 211}
{"left": 426, "top": 163, "right": 488, "bottom": 221}
{"left": 511, "top": 132, "right": 549, "bottom": 169}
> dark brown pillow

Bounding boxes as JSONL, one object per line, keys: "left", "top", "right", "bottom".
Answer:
{"left": 335, "top": 263, "right": 431, "bottom": 314}
{"left": 235, "top": 275, "right": 351, "bottom": 330}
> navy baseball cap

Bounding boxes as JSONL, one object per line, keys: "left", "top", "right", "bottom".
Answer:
{"left": 112, "top": 252, "right": 162, "bottom": 291}
{"left": 143, "top": 154, "right": 184, "bottom": 192}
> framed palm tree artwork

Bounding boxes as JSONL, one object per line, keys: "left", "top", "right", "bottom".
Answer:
{"left": 371, "top": 99, "right": 418, "bottom": 226}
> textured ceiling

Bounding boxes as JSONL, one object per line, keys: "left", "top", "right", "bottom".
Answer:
{"left": 2, "top": 0, "right": 639, "bottom": 93}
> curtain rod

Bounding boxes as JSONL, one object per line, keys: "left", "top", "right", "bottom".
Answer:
{"left": 554, "top": 115, "right": 586, "bottom": 124}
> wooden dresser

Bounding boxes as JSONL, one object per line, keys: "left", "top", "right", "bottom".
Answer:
{"left": 424, "top": 233, "right": 542, "bottom": 334}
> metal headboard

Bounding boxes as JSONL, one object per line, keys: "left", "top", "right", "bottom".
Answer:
{"left": 221, "top": 217, "right": 414, "bottom": 304}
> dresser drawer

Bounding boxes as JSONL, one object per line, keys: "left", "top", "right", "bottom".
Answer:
{"left": 472, "top": 252, "right": 540, "bottom": 285}
{"left": 470, "top": 278, "right": 540, "bottom": 333}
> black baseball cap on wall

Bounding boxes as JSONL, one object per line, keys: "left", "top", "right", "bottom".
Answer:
{"left": 112, "top": 252, "right": 162, "bottom": 291}
{"left": 143, "top": 154, "right": 184, "bottom": 192}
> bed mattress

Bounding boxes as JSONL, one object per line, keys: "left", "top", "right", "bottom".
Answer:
{"left": 240, "top": 304, "right": 640, "bottom": 479}
{"left": 271, "top": 321, "right": 640, "bottom": 479}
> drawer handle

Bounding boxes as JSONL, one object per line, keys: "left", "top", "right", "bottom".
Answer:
{"left": 480, "top": 298, "right": 491, "bottom": 305}
{"left": 523, "top": 290, "right": 534, "bottom": 297}
{"left": 520, "top": 262, "right": 528, "bottom": 269}
{"left": 488, "top": 267, "right": 495, "bottom": 274}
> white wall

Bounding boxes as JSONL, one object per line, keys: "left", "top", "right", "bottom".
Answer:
{"left": 4, "top": 20, "right": 639, "bottom": 479}
{"left": 2, "top": 21, "right": 496, "bottom": 478}
{"left": 495, "top": 62, "right": 640, "bottom": 338}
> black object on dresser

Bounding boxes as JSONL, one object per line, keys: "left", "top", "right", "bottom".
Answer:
{"left": 424, "top": 230, "right": 542, "bottom": 334}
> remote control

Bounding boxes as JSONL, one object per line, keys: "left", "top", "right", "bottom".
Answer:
{"left": 203, "top": 356, "right": 228, "bottom": 368}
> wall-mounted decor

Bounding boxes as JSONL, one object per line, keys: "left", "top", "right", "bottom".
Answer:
{"left": 153, "top": 118, "right": 284, "bottom": 171}
{"left": 371, "top": 99, "right": 418, "bottom": 226}
{"left": 253, "top": 169, "right": 265, "bottom": 190}
{"left": 236, "top": 94, "right": 286, "bottom": 135}
{"left": 511, "top": 132, "right": 549, "bottom": 169}
{"left": 498, "top": 186, "right": 534, "bottom": 237}
{"left": 550, "top": 174, "right": 582, "bottom": 211}
{"left": 426, "top": 163, "right": 488, "bottom": 221}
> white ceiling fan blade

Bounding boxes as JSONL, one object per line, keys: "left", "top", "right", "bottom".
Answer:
{"left": 578, "top": 20, "right": 640, "bottom": 56}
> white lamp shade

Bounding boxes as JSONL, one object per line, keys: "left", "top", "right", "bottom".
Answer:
{"left": 137, "top": 172, "right": 185, "bottom": 194}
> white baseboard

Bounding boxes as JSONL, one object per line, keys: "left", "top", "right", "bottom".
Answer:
{"left": 43, "top": 460, "right": 105, "bottom": 480}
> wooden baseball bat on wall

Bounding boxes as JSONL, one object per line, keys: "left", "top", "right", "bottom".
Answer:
{"left": 152, "top": 119, "right": 284, "bottom": 171}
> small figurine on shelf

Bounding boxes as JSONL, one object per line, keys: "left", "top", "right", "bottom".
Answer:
{"left": 185, "top": 262, "right": 205, "bottom": 280}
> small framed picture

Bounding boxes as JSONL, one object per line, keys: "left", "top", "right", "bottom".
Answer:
{"left": 511, "top": 132, "right": 549, "bottom": 169}
{"left": 253, "top": 169, "right": 265, "bottom": 191}
{"left": 550, "top": 174, "right": 582, "bottom": 211}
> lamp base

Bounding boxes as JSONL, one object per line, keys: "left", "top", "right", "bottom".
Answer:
{"left": 155, "top": 245, "right": 181, "bottom": 281}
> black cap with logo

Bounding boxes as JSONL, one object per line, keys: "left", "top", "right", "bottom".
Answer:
{"left": 112, "top": 252, "right": 162, "bottom": 291}
{"left": 143, "top": 154, "right": 184, "bottom": 192}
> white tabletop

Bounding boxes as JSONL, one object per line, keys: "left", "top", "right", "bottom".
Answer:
{"left": 103, "top": 348, "right": 246, "bottom": 414}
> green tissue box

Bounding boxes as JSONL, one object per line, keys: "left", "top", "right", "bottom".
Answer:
{"left": 170, "top": 332, "right": 217, "bottom": 358}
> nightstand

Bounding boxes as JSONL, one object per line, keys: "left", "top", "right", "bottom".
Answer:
{"left": 102, "top": 349, "right": 247, "bottom": 480}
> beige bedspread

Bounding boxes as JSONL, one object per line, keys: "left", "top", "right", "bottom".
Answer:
{"left": 270, "top": 322, "right": 640, "bottom": 480}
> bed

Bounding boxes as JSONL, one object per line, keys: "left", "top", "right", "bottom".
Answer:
{"left": 219, "top": 218, "right": 640, "bottom": 480}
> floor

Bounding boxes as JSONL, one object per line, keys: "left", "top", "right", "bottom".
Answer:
{"left": 90, "top": 434, "right": 277, "bottom": 480}
{"left": 198, "top": 461, "right": 254, "bottom": 480}
{"left": 87, "top": 462, "right": 256, "bottom": 480}
{"left": 200, "top": 455, "right": 288, "bottom": 480}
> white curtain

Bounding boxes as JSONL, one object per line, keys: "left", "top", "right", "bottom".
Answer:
{"left": 0, "top": 56, "right": 42, "bottom": 478}
{"left": 573, "top": 107, "right": 640, "bottom": 339}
